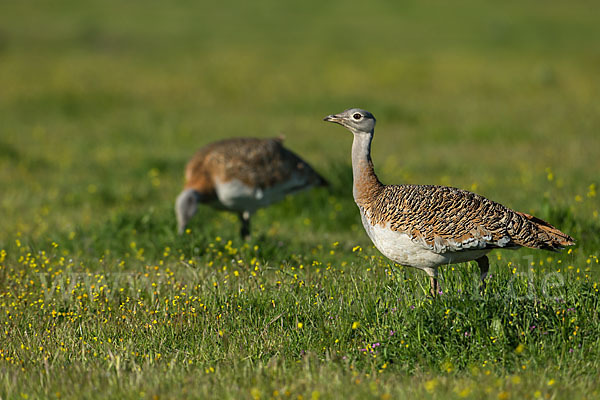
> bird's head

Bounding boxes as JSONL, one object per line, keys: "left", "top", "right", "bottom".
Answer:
{"left": 323, "top": 108, "right": 376, "bottom": 135}
{"left": 175, "top": 188, "right": 201, "bottom": 234}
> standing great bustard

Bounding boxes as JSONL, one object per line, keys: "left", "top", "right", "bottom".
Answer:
{"left": 324, "top": 108, "right": 575, "bottom": 296}
{"left": 175, "top": 137, "right": 328, "bottom": 239}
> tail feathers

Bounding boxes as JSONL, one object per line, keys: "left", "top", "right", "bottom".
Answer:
{"left": 316, "top": 173, "right": 330, "bottom": 188}
{"left": 517, "top": 211, "right": 575, "bottom": 251}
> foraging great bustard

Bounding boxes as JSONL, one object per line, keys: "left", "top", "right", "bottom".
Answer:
{"left": 175, "top": 137, "right": 327, "bottom": 238}
{"left": 324, "top": 108, "right": 575, "bottom": 295}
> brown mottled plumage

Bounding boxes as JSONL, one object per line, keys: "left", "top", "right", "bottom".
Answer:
{"left": 175, "top": 137, "right": 327, "bottom": 238}
{"left": 362, "top": 182, "right": 573, "bottom": 252}
{"left": 185, "top": 137, "right": 320, "bottom": 194}
{"left": 324, "top": 108, "right": 575, "bottom": 296}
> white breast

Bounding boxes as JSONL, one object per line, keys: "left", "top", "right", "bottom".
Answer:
{"left": 359, "top": 208, "right": 490, "bottom": 270}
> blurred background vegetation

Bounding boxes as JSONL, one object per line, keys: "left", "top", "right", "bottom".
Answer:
{"left": 1, "top": 0, "right": 598, "bottom": 248}
{"left": 1, "top": 2, "right": 600, "bottom": 399}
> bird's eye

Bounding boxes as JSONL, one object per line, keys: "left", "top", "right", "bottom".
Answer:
{"left": 353, "top": 113, "right": 362, "bottom": 120}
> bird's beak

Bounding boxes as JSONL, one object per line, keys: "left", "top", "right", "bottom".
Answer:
{"left": 323, "top": 114, "right": 343, "bottom": 125}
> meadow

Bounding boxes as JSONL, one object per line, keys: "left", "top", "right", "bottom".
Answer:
{"left": 1, "top": 0, "right": 599, "bottom": 398}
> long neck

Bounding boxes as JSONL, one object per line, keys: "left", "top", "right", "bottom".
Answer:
{"left": 351, "top": 132, "right": 383, "bottom": 205}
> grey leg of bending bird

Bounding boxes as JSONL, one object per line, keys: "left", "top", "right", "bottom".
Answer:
{"left": 239, "top": 211, "right": 251, "bottom": 240}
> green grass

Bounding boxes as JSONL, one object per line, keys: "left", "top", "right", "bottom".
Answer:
{"left": 1, "top": 0, "right": 599, "bottom": 398}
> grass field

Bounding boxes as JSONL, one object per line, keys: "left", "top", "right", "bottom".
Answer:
{"left": 1, "top": 0, "right": 599, "bottom": 398}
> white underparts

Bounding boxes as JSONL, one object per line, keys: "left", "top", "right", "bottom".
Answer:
{"left": 214, "top": 175, "right": 311, "bottom": 213}
{"left": 359, "top": 208, "right": 490, "bottom": 271}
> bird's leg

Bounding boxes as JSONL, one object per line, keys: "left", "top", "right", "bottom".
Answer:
{"left": 428, "top": 269, "right": 441, "bottom": 297}
{"left": 239, "top": 211, "right": 251, "bottom": 240}
{"left": 476, "top": 255, "right": 489, "bottom": 293}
